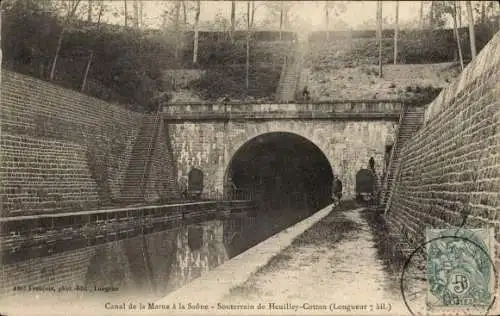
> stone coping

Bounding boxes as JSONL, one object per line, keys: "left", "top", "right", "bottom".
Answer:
{"left": 162, "top": 112, "right": 401, "bottom": 121}
{"left": 162, "top": 102, "right": 404, "bottom": 121}
{"left": 0, "top": 200, "right": 252, "bottom": 222}
{"left": 163, "top": 99, "right": 411, "bottom": 106}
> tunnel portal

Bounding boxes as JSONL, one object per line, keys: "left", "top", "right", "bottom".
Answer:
{"left": 225, "top": 132, "right": 333, "bottom": 214}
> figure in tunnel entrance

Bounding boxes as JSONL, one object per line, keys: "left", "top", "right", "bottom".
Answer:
{"left": 331, "top": 175, "right": 343, "bottom": 208}
{"left": 368, "top": 157, "right": 380, "bottom": 205}
{"left": 187, "top": 168, "right": 204, "bottom": 200}
{"left": 302, "top": 86, "right": 310, "bottom": 101}
{"left": 355, "top": 158, "right": 380, "bottom": 206}
{"left": 227, "top": 176, "right": 238, "bottom": 200}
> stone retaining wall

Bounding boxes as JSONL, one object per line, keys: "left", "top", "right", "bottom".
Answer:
{"left": 387, "top": 32, "right": 500, "bottom": 262}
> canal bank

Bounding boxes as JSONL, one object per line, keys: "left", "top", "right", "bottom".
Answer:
{"left": 151, "top": 202, "right": 413, "bottom": 315}
{"left": 154, "top": 203, "right": 334, "bottom": 308}
{"left": 0, "top": 201, "right": 324, "bottom": 316}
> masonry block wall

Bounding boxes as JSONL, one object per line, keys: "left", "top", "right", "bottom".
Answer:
{"left": 0, "top": 70, "right": 144, "bottom": 215}
{"left": 168, "top": 122, "right": 227, "bottom": 198}
{"left": 168, "top": 119, "right": 396, "bottom": 198}
{"left": 387, "top": 31, "right": 500, "bottom": 258}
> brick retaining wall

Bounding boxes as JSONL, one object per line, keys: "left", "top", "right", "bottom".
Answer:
{"left": 0, "top": 71, "right": 144, "bottom": 215}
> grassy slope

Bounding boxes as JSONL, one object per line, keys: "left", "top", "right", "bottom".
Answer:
{"left": 304, "top": 62, "right": 461, "bottom": 100}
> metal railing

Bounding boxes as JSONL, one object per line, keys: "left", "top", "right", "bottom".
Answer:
{"left": 293, "top": 42, "right": 307, "bottom": 100}
{"left": 180, "top": 188, "right": 254, "bottom": 202}
{"left": 230, "top": 189, "right": 254, "bottom": 201}
{"left": 384, "top": 155, "right": 404, "bottom": 217}
{"left": 139, "top": 105, "right": 163, "bottom": 198}
{"left": 382, "top": 103, "right": 406, "bottom": 194}
{"left": 383, "top": 103, "right": 407, "bottom": 215}
{"left": 275, "top": 42, "right": 297, "bottom": 101}
{"left": 276, "top": 55, "right": 289, "bottom": 100}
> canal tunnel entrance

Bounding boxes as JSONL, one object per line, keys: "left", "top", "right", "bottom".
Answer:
{"left": 225, "top": 132, "right": 334, "bottom": 214}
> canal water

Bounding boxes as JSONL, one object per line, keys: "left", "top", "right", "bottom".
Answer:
{"left": 0, "top": 203, "right": 324, "bottom": 311}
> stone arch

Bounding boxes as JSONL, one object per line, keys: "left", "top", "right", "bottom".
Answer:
{"left": 223, "top": 131, "right": 334, "bottom": 212}
{"left": 226, "top": 127, "right": 336, "bottom": 175}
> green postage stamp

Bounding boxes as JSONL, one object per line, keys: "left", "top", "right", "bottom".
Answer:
{"left": 426, "top": 228, "right": 496, "bottom": 315}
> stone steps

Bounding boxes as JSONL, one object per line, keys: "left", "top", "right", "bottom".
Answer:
{"left": 120, "top": 115, "right": 160, "bottom": 202}
{"left": 276, "top": 43, "right": 308, "bottom": 102}
{"left": 381, "top": 106, "right": 425, "bottom": 206}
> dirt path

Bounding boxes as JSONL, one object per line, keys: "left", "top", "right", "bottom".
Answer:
{"left": 221, "top": 207, "right": 411, "bottom": 315}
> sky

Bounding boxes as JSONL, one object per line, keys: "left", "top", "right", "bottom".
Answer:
{"left": 98, "top": 1, "right": 443, "bottom": 32}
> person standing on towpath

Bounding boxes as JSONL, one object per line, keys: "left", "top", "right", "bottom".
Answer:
{"left": 331, "top": 175, "right": 343, "bottom": 208}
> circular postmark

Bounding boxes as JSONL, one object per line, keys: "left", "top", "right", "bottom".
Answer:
{"left": 400, "top": 230, "right": 498, "bottom": 316}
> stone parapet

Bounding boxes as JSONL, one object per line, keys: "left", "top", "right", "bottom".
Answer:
{"left": 163, "top": 100, "right": 405, "bottom": 121}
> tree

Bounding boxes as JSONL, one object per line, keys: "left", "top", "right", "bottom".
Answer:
{"left": 193, "top": 0, "right": 200, "bottom": 64}
{"left": 452, "top": 1, "right": 464, "bottom": 70}
{"left": 466, "top": 0, "right": 477, "bottom": 58}
{"left": 480, "top": 0, "right": 486, "bottom": 24}
{"left": 323, "top": 1, "right": 346, "bottom": 40}
{"left": 49, "top": 0, "right": 82, "bottom": 81}
{"left": 1, "top": 1, "right": 2, "bottom": 90}
{"left": 325, "top": 1, "right": 329, "bottom": 34}
{"left": 377, "top": 0, "right": 383, "bottom": 77}
{"left": 133, "top": 0, "right": 139, "bottom": 29}
{"left": 246, "top": 1, "right": 250, "bottom": 89}
{"left": 250, "top": 1, "right": 256, "bottom": 29}
{"left": 81, "top": 0, "right": 105, "bottom": 92}
{"left": 181, "top": 0, "right": 187, "bottom": 25}
{"left": 87, "top": 0, "right": 92, "bottom": 22}
{"left": 174, "top": 1, "right": 181, "bottom": 61}
{"left": 236, "top": 1, "right": 257, "bottom": 29}
{"left": 356, "top": 16, "right": 389, "bottom": 30}
{"left": 431, "top": 1, "right": 450, "bottom": 29}
{"left": 124, "top": 0, "right": 128, "bottom": 27}
{"left": 264, "top": 2, "right": 293, "bottom": 39}
{"left": 429, "top": 0, "right": 434, "bottom": 28}
{"left": 394, "top": 1, "right": 399, "bottom": 64}
{"left": 131, "top": 0, "right": 144, "bottom": 29}
{"left": 279, "top": 2, "right": 284, "bottom": 40}
{"left": 139, "top": 0, "right": 143, "bottom": 27}
{"left": 433, "top": 1, "right": 464, "bottom": 68}
{"left": 419, "top": 1, "right": 424, "bottom": 28}
{"left": 457, "top": 0, "right": 462, "bottom": 28}
{"left": 230, "top": 1, "right": 236, "bottom": 42}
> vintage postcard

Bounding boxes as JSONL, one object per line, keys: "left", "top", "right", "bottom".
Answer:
{"left": 1, "top": 1, "right": 500, "bottom": 315}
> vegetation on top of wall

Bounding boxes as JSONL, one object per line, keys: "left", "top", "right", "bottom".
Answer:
{"left": 307, "top": 25, "right": 497, "bottom": 70}
{"left": 188, "top": 64, "right": 282, "bottom": 101}
{"left": 5, "top": 1, "right": 495, "bottom": 106}
{"left": 179, "top": 39, "right": 291, "bottom": 68}
{"left": 1, "top": 0, "right": 293, "bottom": 109}
{"left": 1, "top": 0, "right": 173, "bottom": 113}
